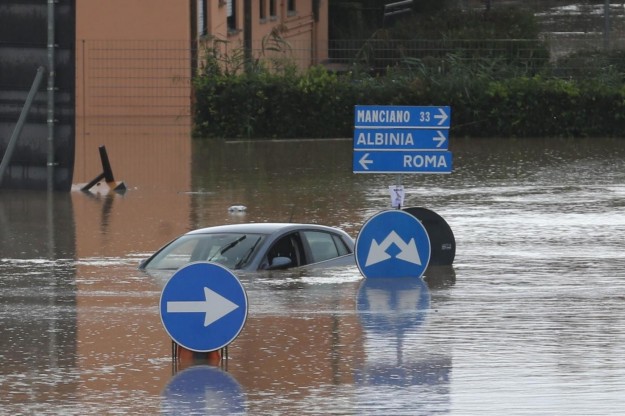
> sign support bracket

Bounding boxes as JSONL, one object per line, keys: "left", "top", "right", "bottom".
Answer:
{"left": 395, "top": 174, "right": 402, "bottom": 210}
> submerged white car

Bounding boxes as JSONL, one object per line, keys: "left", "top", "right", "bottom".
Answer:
{"left": 139, "top": 223, "right": 355, "bottom": 272}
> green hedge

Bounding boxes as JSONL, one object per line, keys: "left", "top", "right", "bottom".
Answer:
{"left": 193, "top": 68, "right": 625, "bottom": 139}
{"left": 477, "top": 77, "right": 625, "bottom": 138}
{"left": 194, "top": 6, "right": 621, "bottom": 139}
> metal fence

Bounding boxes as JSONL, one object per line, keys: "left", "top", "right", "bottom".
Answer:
{"left": 328, "top": 35, "right": 625, "bottom": 74}
{"left": 76, "top": 33, "right": 625, "bottom": 140}
{"left": 76, "top": 39, "right": 193, "bottom": 141}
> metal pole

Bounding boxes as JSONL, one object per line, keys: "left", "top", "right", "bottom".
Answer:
{"left": 604, "top": 0, "right": 611, "bottom": 50}
{"left": 0, "top": 67, "right": 46, "bottom": 186}
{"left": 99, "top": 146, "right": 116, "bottom": 182}
{"left": 396, "top": 174, "right": 402, "bottom": 210}
{"left": 47, "top": 0, "right": 56, "bottom": 190}
{"left": 243, "top": 0, "right": 252, "bottom": 72}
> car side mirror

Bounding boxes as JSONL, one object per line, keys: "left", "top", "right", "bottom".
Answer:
{"left": 268, "top": 256, "right": 292, "bottom": 270}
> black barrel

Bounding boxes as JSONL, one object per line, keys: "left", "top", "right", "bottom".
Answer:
{"left": 403, "top": 206, "right": 455, "bottom": 266}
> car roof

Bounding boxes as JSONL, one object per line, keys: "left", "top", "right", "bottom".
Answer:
{"left": 185, "top": 222, "right": 352, "bottom": 238}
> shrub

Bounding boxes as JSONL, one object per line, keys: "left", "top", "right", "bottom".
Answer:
{"left": 192, "top": 7, "right": 625, "bottom": 139}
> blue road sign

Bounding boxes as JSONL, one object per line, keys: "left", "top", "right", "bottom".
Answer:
{"left": 160, "top": 262, "right": 248, "bottom": 352}
{"left": 354, "top": 105, "right": 451, "bottom": 128}
{"left": 353, "top": 128, "right": 449, "bottom": 150}
{"left": 353, "top": 150, "right": 453, "bottom": 174}
{"left": 355, "top": 210, "right": 431, "bottom": 279}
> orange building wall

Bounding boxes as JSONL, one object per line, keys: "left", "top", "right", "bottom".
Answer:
{"left": 73, "top": 3, "right": 194, "bottom": 405}
{"left": 73, "top": 0, "right": 194, "bottom": 257}
{"left": 74, "top": 0, "right": 193, "bottom": 184}
{"left": 203, "top": 0, "right": 328, "bottom": 70}
{"left": 76, "top": 0, "right": 191, "bottom": 40}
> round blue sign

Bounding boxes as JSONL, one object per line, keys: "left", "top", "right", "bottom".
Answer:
{"left": 160, "top": 262, "right": 248, "bottom": 352}
{"left": 355, "top": 210, "right": 431, "bottom": 279}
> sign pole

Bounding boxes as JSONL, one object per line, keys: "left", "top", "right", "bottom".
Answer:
{"left": 391, "top": 173, "right": 402, "bottom": 209}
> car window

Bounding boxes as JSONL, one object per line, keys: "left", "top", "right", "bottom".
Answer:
{"left": 147, "top": 237, "right": 197, "bottom": 270}
{"left": 145, "top": 233, "right": 265, "bottom": 270}
{"left": 264, "top": 232, "right": 304, "bottom": 269}
{"left": 332, "top": 234, "right": 350, "bottom": 256}
{"left": 303, "top": 231, "right": 342, "bottom": 263}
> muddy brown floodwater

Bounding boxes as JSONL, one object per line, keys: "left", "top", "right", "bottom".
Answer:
{"left": 1, "top": 137, "right": 625, "bottom": 415}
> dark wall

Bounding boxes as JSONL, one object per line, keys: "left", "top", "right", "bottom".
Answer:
{"left": 0, "top": 1, "right": 75, "bottom": 191}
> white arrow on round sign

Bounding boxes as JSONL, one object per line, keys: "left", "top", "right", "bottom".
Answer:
{"left": 167, "top": 287, "right": 239, "bottom": 327}
{"left": 365, "top": 230, "right": 422, "bottom": 267}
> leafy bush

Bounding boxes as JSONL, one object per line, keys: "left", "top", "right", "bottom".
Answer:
{"left": 194, "top": 64, "right": 625, "bottom": 139}
{"left": 192, "top": 7, "right": 625, "bottom": 139}
{"left": 547, "top": 49, "right": 625, "bottom": 85}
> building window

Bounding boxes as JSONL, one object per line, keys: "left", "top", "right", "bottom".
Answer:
{"left": 269, "top": 0, "right": 277, "bottom": 18}
{"left": 198, "top": 0, "right": 208, "bottom": 36}
{"left": 287, "top": 0, "right": 296, "bottom": 15}
{"left": 260, "top": 0, "right": 266, "bottom": 20}
{"left": 227, "top": 0, "right": 237, "bottom": 32}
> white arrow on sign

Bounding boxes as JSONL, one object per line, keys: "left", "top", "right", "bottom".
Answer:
{"left": 433, "top": 130, "right": 446, "bottom": 148}
{"left": 359, "top": 153, "right": 373, "bottom": 170}
{"left": 167, "top": 287, "right": 239, "bottom": 327}
{"left": 434, "top": 108, "right": 449, "bottom": 126}
{"left": 365, "top": 230, "right": 422, "bottom": 267}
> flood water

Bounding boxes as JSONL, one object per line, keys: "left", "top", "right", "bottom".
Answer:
{"left": 1, "top": 136, "right": 625, "bottom": 415}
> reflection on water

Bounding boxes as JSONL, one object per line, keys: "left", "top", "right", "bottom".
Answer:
{"left": 1, "top": 137, "right": 625, "bottom": 414}
{"left": 162, "top": 366, "right": 245, "bottom": 415}
{"left": 0, "top": 192, "right": 78, "bottom": 412}
{"left": 354, "top": 278, "right": 450, "bottom": 415}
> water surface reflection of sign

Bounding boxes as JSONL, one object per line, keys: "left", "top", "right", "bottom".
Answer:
{"left": 162, "top": 366, "right": 245, "bottom": 415}
{"left": 355, "top": 278, "right": 451, "bottom": 413}
{"left": 357, "top": 277, "right": 430, "bottom": 336}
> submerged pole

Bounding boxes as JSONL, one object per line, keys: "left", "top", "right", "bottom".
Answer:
{"left": 47, "top": 0, "right": 56, "bottom": 190}
{"left": 0, "top": 67, "right": 46, "bottom": 186}
{"left": 604, "top": 0, "right": 611, "bottom": 50}
{"left": 99, "top": 145, "right": 115, "bottom": 182}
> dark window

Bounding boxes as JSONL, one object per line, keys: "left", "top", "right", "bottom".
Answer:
{"left": 265, "top": 233, "right": 304, "bottom": 269}
{"left": 287, "top": 0, "right": 296, "bottom": 13}
{"left": 227, "top": 0, "right": 237, "bottom": 31}
{"left": 260, "top": 0, "right": 266, "bottom": 20}
{"left": 269, "top": 0, "right": 277, "bottom": 17}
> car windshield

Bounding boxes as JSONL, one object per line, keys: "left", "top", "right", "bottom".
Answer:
{"left": 144, "top": 233, "right": 265, "bottom": 271}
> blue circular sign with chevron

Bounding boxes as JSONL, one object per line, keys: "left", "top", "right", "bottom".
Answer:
{"left": 355, "top": 210, "right": 431, "bottom": 279}
{"left": 160, "top": 262, "right": 248, "bottom": 352}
